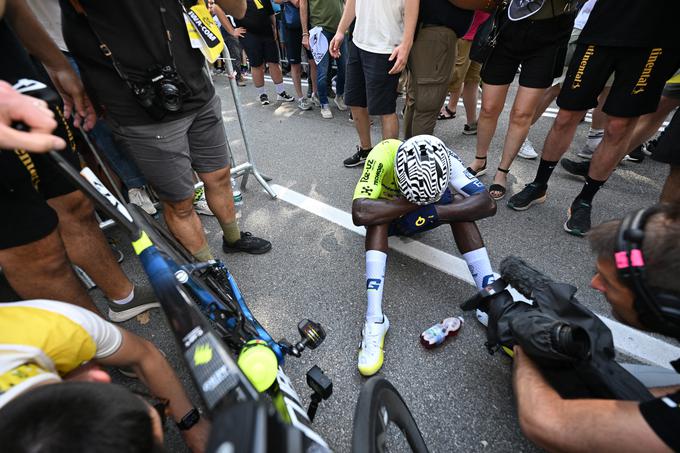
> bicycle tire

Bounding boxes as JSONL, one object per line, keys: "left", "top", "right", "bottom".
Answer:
{"left": 351, "top": 377, "right": 429, "bottom": 453}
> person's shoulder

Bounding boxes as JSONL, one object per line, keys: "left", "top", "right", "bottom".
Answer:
{"left": 368, "top": 139, "right": 402, "bottom": 162}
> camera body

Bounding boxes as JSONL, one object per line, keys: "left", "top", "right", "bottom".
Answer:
{"left": 132, "top": 65, "right": 189, "bottom": 119}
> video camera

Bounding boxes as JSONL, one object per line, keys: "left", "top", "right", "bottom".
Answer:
{"left": 462, "top": 256, "right": 654, "bottom": 401}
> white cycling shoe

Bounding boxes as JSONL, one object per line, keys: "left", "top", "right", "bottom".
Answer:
{"left": 358, "top": 315, "right": 390, "bottom": 376}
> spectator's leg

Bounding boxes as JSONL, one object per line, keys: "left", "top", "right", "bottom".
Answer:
{"left": 316, "top": 48, "right": 330, "bottom": 106}
{"left": 588, "top": 116, "right": 639, "bottom": 181}
{"left": 290, "top": 63, "right": 304, "bottom": 98}
{"left": 0, "top": 230, "right": 98, "bottom": 312}
{"left": 251, "top": 64, "right": 266, "bottom": 89}
{"left": 308, "top": 58, "right": 319, "bottom": 97}
{"left": 163, "top": 196, "right": 208, "bottom": 255}
{"left": 472, "top": 83, "right": 510, "bottom": 172}
{"left": 47, "top": 190, "right": 133, "bottom": 301}
{"left": 539, "top": 108, "right": 588, "bottom": 161}
{"left": 625, "top": 95, "right": 680, "bottom": 153}
{"left": 268, "top": 61, "right": 284, "bottom": 84}
{"left": 531, "top": 84, "right": 561, "bottom": 125}
{"left": 197, "top": 166, "right": 236, "bottom": 226}
{"left": 661, "top": 165, "right": 680, "bottom": 204}
{"left": 462, "top": 80, "right": 479, "bottom": 125}
{"left": 353, "top": 106, "right": 373, "bottom": 149}
{"left": 381, "top": 113, "right": 399, "bottom": 140}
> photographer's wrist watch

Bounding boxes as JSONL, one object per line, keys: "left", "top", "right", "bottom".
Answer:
{"left": 176, "top": 407, "right": 201, "bottom": 431}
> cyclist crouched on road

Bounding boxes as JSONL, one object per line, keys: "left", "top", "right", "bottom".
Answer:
{"left": 0, "top": 299, "right": 210, "bottom": 452}
{"left": 351, "top": 135, "right": 497, "bottom": 376}
{"left": 513, "top": 204, "right": 680, "bottom": 452}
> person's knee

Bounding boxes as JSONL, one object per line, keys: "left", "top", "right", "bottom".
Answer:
{"left": 553, "top": 109, "right": 582, "bottom": 131}
{"left": 52, "top": 191, "right": 96, "bottom": 225}
{"left": 605, "top": 117, "right": 635, "bottom": 141}
{"left": 509, "top": 107, "right": 535, "bottom": 128}
{"left": 163, "top": 197, "right": 195, "bottom": 219}
{"left": 479, "top": 101, "right": 503, "bottom": 120}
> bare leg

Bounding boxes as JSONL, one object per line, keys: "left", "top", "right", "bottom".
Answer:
{"left": 198, "top": 166, "right": 235, "bottom": 225}
{"left": 490, "top": 86, "right": 546, "bottom": 196}
{"left": 626, "top": 96, "right": 680, "bottom": 152}
{"left": 351, "top": 106, "right": 372, "bottom": 149}
{"left": 444, "top": 86, "right": 462, "bottom": 115}
{"left": 365, "top": 224, "right": 389, "bottom": 253}
{"left": 661, "top": 165, "right": 680, "bottom": 204}
{"left": 290, "top": 63, "right": 303, "bottom": 98}
{"left": 532, "top": 84, "right": 561, "bottom": 125}
{"left": 588, "top": 116, "right": 639, "bottom": 181}
{"left": 450, "top": 222, "right": 484, "bottom": 254}
{"left": 251, "top": 64, "right": 265, "bottom": 88}
{"left": 48, "top": 191, "right": 132, "bottom": 300}
{"left": 0, "top": 229, "right": 98, "bottom": 312}
{"left": 472, "top": 83, "right": 511, "bottom": 172}
{"left": 540, "top": 108, "right": 589, "bottom": 161}
{"left": 591, "top": 87, "right": 611, "bottom": 130}
{"left": 308, "top": 59, "right": 318, "bottom": 96}
{"left": 267, "top": 62, "right": 284, "bottom": 85}
{"left": 162, "top": 197, "right": 207, "bottom": 254}
{"left": 462, "top": 81, "right": 479, "bottom": 125}
{"left": 381, "top": 113, "right": 399, "bottom": 140}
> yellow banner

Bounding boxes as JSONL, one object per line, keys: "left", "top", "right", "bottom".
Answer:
{"left": 186, "top": 2, "right": 225, "bottom": 63}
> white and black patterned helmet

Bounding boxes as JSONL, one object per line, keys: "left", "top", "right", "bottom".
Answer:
{"left": 395, "top": 135, "right": 451, "bottom": 205}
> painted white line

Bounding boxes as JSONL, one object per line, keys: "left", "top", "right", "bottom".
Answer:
{"left": 272, "top": 184, "right": 680, "bottom": 368}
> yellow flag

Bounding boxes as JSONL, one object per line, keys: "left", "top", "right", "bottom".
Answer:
{"left": 186, "top": 2, "right": 225, "bottom": 63}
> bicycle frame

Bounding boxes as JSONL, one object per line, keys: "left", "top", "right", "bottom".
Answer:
{"left": 50, "top": 152, "right": 330, "bottom": 451}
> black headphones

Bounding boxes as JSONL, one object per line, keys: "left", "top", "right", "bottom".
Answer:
{"left": 615, "top": 207, "right": 680, "bottom": 338}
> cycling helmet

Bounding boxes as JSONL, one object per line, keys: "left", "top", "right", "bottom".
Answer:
{"left": 395, "top": 135, "right": 451, "bottom": 205}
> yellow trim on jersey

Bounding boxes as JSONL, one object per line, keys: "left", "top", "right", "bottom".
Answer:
{"left": 0, "top": 364, "right": 49, "bottom": 394}
{"left": 132, "top": 231, "right": 153, "bottom": 255}
{"left": 0, "top": 306, "right": 96, "bottom": 375}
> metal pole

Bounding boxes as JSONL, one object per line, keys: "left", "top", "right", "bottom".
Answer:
{"left": 221, "top": 45, "right": 277, "bottom": 198}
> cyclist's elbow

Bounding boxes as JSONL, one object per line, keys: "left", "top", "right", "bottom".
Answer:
{"left": 352, "top": 200, "right": 372, "bottom": 226}
{"left": 478, "top": 191, "right": 497, "bottom": 219}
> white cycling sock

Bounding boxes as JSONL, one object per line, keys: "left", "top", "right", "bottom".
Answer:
{"left": 463, "top": 247, "right": 494, "bottom": 290}
{"left": 275, "top": 82, "right": 285, "bottom": 94}
{"left": 112, "top": 286, "right": 134, "bottom": 305}
{"left": 365, "top": 250, "right": 387, "bottom": 322}
{"left": 256, "top": 85, "right": 266, "bottom": 96}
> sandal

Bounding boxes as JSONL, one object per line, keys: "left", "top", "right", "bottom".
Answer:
{"left": 437, "top": 106, "right": 456, "bottom": 120}
{"left": 466, "top": 155, "right": 487, "bottom": 177}
{"left": 489, "top": 167, "right": 509, "bottom": 200}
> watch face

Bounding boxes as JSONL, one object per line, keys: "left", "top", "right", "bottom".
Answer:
{"left": 178, "top": 408, "right": 200, "bottom": 430}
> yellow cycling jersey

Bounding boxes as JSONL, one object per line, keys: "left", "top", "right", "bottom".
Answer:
{"left": 353, "top": 139, "right": 486, "bottom": 201}
{"left": 0, "top": 300, "right": 122, "bottom": 409}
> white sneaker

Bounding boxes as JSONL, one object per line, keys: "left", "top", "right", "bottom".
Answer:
{"left": 128, "top": 187, "right": 157, "bottom": 215}
{"left": 298, "top": 97, "right": 312, "bottom": 111}
{"left": 357, "top": 315, "right": 390, "bottom": 376}
{"left": 475, "top": 309, "right": 489, "bottom": 327}
{"left": 334, "top": 95, "right": 347, "bottom": 111}
{"left": 320, "top": 104, "right": 333, "bottom": 119}
{"left": 277, "top": 91, "right": 295, "bottom": 102}
{"left": 576, "top": 142, "right": 597, "bottom": 160}
{"left": 518, "top": 139, "right": 538, "bottom": 159}
{"left": 310, "top": 94, "right": 321, "bottom": 108}
{"left": 193, "top": 187, "right": 214, "bottom": 216}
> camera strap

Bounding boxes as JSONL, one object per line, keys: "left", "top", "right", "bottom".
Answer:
{"left": 69, "top": 0, "right": 180, "bottom": 90}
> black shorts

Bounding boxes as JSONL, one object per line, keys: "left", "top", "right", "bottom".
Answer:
{"left": 652, "top": 109, "right": 680, "bottom": 165}
{"left": 240, "top": 32, "right": 279, "bottom": 67}
{"left": 283, "top": 26, "right": 311, "bottom": 64}
{"left": 481, "top": 13, "right": 574, "bottom": 89}
{"left": 558, "top": 45, "right": 680, "bottom": 117}
{"left": 0, "top": 148, "right": 79, "bottom": 250}
{"left": 345, "top": 40, "right": 401, "bottom": 115}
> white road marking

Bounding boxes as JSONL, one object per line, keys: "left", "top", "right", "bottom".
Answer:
{"left": 273, "top": 184, "right": 680, "bottom": 369}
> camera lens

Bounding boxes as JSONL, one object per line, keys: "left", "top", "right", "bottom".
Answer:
{"left": 160, "top": 82, "right": 182, "bottom": 112}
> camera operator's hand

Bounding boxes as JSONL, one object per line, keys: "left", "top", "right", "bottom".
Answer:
{"left": 44, "top": 64, "right": 97, "bottom": 131}
{"left": 0, "top": 81, "right": 66, "bottom": 151}
{"left": 182, "top": 418, "right": 211, "bottom": 453}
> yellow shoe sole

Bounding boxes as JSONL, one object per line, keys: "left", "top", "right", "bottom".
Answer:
{"left": 358, "top": 331, "right": 387, "bottom": 377}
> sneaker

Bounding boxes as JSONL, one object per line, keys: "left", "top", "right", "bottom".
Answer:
{"left": 310, "top": 94, "right": 321, "bottom": 108}
{"left": 420, "top": 316, "right": 463, "bottom": 349}
{"left": 259, "top": 93, "right": 270, "bottom": 106}
{"left": 623, "top": 145, "right": 646, "bottom": 163}
{"left": 564, "top": 199, "right": 592, "bottom": 237}
{"left": 298, "top": 97, "right": 312, "bottom": 111}
{"left": 193, "top": 186, "right": 214, "bottom": 216}
{"left": 576, "top": 142, "right": 597, "bottom": 160}
{"left": 475, "top": 309, "right": 489, "bottom": 327}
{"left": 644, "top": 137, "right": 659, "bottom": 155}
{"left": 236, "top": 76, "right": 247, "bottom": 87}
{"left": 560, "top": 158, "right": 590, "bottom": 178}
{"left": 343, "top": 145, "right": 371, "bottom": 167}
{"left": 222, "top": 232, "right": 272, "bottom": 254}
{"left": 462, "top": 123, "right": 478, "bottom": 135}
{"left": 320, "top": 104, "right": 333, "bottom": 119}
{"left": 358, "top": 315, "right": 390, "bottom": 376}
{"left": 277, "top": 91, "right": 295, "bottom": 102}
{"left": 107, "top": 286, "right": 160, "bottom": 323}
{"left": 334, "top": 95, "right": 348, "bottom": 111}
{"left": 128, "top": 187, "right": 157, "bottom": 215}
{"left": 517, "top": 139, "right": 538, "bottom": 159}
{"left": 507, "top": 182, "right": 547, "bottom": 211}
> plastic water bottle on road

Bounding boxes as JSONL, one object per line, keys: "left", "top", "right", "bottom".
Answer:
{"left": 420, "top": 316, "right": 464, "bottom": 349}
{"left": 231, "top": 177, "right": 243, "bottom": 219}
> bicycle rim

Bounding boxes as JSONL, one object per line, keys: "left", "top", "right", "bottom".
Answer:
{"left": 351, "top": 377, "right": 429, "bottom": 453}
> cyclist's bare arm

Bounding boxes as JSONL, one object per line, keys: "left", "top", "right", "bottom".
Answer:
{"left": 352, "top": 197, "right": 420, "bottom": 226}
{"left": 98, "top": 329, "right": 211, "bottom": 452}
{"left": 513, "top": 346, "right": 671, "bottom": 453}
{"left": 434, "top": 191, "right": 496, "bottom": 223}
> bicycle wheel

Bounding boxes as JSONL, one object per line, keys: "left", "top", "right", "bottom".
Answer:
{"left": 351, "top": 377, "right": 429, "bottom": 453}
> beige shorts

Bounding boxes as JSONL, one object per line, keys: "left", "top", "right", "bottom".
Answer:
{"left": 447, "top": 39, "right": 482, "bottom": 93}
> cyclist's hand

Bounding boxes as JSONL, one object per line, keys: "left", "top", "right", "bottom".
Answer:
{"left": 329, "top": 32, "right": 344, "bottom": 58}
{"left": 182, "top": 418, "right": 211, "bottom": 453}
{"left": 0, "top": 81, "right": 67, "bottom": 152}
{"left": 44, "top": 64, "right": 97, "bottom": 130}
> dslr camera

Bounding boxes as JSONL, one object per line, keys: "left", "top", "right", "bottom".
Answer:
{"left": 132, "top": 65, "right": 190, "bottom": 119}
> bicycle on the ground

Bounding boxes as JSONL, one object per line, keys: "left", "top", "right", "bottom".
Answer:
{"left": 50, "top": 146, "right": 429, "bottom": 452}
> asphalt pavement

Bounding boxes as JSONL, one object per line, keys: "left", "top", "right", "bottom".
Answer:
{"left": 95, "top": 72, "right": 674, "bottom": 452}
